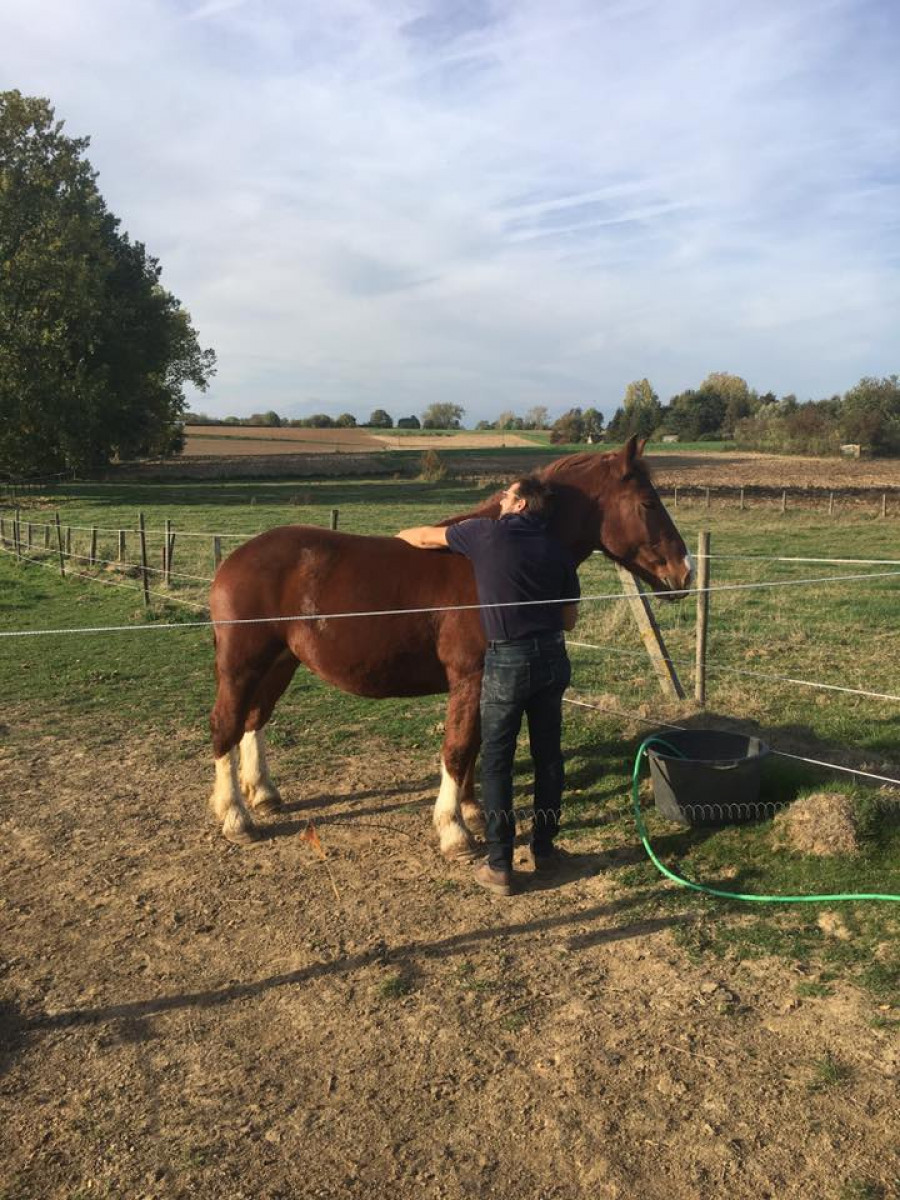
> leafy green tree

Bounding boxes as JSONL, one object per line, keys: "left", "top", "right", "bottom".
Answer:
{"left": 698, "top": 372, "right": 753, "bottom": 435}
{"left": 335, "top": 413, "right": 357, "bottom": 427}
{"left": 583, "top": 407, "right": 604, "bottom": 441}
{"left": 665, "top": 388, "right": 726, "bottom": 440}
{"left": 549, "top": 408, "right": 585, "bottom": 444}
{"left": 367, "top": 408, "right": 393, "bottom": 428}
{"left": 421, "top": 402, "right": 464, "bottom": 429}
{"left": 0, "top": 91, "right": 215, "bottom": 474}
{"left": 621, "top": 379, "right": 662, "bottom": 439}
{"left": 248, "top": 411, "right": 282, "bottom": 426}
{"left": 840, "top": 375, "right": 900, "bottom": 453}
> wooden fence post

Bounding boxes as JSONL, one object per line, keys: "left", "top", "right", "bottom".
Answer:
{"left": 44, "top": 524, "right": 50, "bottom": 549}
{"left": 330, "top": 508, "right": 339, "bottom": 531}
{"left": 118, "top": 530, "right": 126, "bottom": 562}
{"left": 829, "top": 491, "right": 834, "bottom": 516}
{"left": 55, "top": 512, "right": 65, "bottom": 578}
{"left": 695, "top": 531, "right": 710, "bottom": 707}
{"left": 673, "top": 487, "right": 678, "bottom": 509}
{"left": 781, "top": 490, "right": 786, "bottom": 514}
{"left": 705, "top": 487, "right": 710, "bottom": 510}
{"left": 14, "top": 508, "right": 21, "bottom": 559}
{"left": 882, "top": 494, "right": 887, "bottom": 519}
{"left": 90, "top": 526, "right": 97, "bottom": 567}
{"left": 164, "top": 518, "right": 172, "bottom": 585}
{"left": 167, "top": 527, "right": 176, "bottom": 584}
{"left": 614, "top": 564, "right": 685, "bottom": 700}
{"left": 213, "top": 536, "right": 222, "bottom": 571}
{"left": 26, "top": 522, "right": 33, "bottom": 551}
{"left": 0, "top": 518, "right": 5, "bottom": 546}
{"left": 739, "top": 487, "right": 744, "bottom": 511}
{"left": 138, "top": 512, "right": 150, "bottom": 607}
{"left": 65, "top": 526, "right": 71, "bottom": 556}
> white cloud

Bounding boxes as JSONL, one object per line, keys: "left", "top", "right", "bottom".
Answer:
{"left": 2, "top": 0, "right": 898, "bottom": 419}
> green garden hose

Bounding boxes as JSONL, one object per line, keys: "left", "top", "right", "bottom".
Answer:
{"left": 632, "top": 736, "right": 900, "bottom": 903}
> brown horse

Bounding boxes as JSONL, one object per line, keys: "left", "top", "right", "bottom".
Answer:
{"left": 207, "top": 436, "right": 691, "bottom": 850}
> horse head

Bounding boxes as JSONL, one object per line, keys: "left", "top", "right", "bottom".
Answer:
{"left": 541, "top": 436, "right": 692, "bottom": 598}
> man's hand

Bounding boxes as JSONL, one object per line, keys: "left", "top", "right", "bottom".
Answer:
{"left": 395, "top": 526, "right": 450, "bottom": 550}
{"left": 561, "top": 602, "right": 579, "bottom": 631}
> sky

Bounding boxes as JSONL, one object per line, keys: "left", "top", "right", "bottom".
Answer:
{"left": 2, "top": 0, "right": 899, "bottom": 424}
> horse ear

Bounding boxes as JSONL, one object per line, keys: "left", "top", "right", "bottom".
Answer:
{"left": 622, "top": 434, "right": 641, "bottom": 466}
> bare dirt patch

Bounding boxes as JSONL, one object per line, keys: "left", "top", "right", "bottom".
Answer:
{"left": 2, "top": 722, "right": 899, "bottom": 1198}
{"left": 181, "top": 426, "right": 536, "bottom": 457}
{"left": 647, "top": 450, "right": 900, "bottom": 491}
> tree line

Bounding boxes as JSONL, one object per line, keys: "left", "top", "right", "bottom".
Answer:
{"left": 190, "top": 373, "right": 900, "bottom": 459}
{"left": 591, "top": 372, "right": 900, "bottom": 455}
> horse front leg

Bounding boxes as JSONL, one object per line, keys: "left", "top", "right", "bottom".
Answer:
{"left": 434, "top": 673, "right": 482, "bottom": 861}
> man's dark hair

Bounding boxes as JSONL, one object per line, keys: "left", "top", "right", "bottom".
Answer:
{"left": 514, "top": 475, "right": 554, "bottom": 518}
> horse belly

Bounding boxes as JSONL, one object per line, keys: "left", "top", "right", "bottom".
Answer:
{"left": 291, "top": 624, "right": 450, "bottom": 699}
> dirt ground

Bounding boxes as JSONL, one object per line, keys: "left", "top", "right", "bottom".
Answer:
{"left": 646, "top": 450, "right": 900, "bottom": 491}
{"left": 2, "top": 718, "right": 899, "bottom": 1199}
{"left": 180, "top": 427, "right": 536, "bottom": 456}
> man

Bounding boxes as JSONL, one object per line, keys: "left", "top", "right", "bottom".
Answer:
{"left": 396, "top": 476, "right": 579, "bottom": 896}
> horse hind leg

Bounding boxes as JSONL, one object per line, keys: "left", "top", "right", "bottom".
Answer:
{"left": 239, "top": 651, "right": 300, "bottom": 816}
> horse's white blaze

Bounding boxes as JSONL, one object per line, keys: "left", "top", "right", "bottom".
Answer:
{"left": 433, "top": 758, "right": 470, "bottom": 856}
{"left": 239, "top": 729, "right": 280, "bottom": 808}
{"left": 683, "top": 550, "right": 694, "bottom": 581}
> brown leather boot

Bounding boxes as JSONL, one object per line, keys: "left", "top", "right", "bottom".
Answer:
{"left": 473, "top": 858, "right": 514, "bottom": 896}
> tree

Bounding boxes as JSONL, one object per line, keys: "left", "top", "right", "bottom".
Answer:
{"left": 335, "top": 413, "right": 357, "bottom": 427}
{"left": 665, "top": 388, "right": 726, "bottom": 440}
{"left": 367, "top": 408, "right": 393, "bottom": 428}
{"left": 549, "top": 408, "right": 585, "bottom": 444}
{"left": 421, "top": 402, "right": 464, "bottom": 429}
{"left": 0, "top": 91, "right": 215, "bottom": 474}
{"left": 248, "top": 411, "right": 282, "bottom": 426}
{"left": 841, "top": 375, "right": 900, "bottom": 453}
{"left": 523, "top": 405, "right": 549, "bottom": 430}
{"left": 397, "top": 415, "right": 420, "bottom": 429}
{"left": 494, "top": 410, "right": 524, "bottom": 430}
{"left": 621, "top": 379, "right": 662, "bottom": 439}
{"left": 583, "top": 407, "right": 604, "bottom": 442}
{"left": 699, "top": 372, "right": 752, "bottom": 435}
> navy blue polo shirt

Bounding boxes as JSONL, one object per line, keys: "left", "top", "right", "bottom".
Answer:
{"left": 445, "top": 513, "right": 580, "bottom": 642}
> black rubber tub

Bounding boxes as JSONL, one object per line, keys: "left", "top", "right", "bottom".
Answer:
{"left": 646, "top": 729, "right": 770, "bottom": 827}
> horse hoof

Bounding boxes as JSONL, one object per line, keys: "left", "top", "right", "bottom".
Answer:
{"left": 222, "top": 809, "right": 259, "bottom": 845}
{"left": 252, "top": 795, "right": 283, "bottom": 817}
{"left": 442, "top": 842, "right": 480, "bottom": 864}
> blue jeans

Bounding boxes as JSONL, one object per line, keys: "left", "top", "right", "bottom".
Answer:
{"left": 480, "top": 631, "right": 572, "bottom": 871}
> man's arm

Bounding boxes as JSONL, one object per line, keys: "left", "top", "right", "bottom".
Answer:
{"left": 395, "top": 525, "right": 450, "bottom": 550}
{"left": 561, "top": 602, "right": 579, "bottom": 631}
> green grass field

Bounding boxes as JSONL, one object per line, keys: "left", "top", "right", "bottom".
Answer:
{"left": 1, "top": 475, "right": 899, "bottom": 994}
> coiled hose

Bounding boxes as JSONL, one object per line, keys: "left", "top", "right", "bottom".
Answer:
{"left": 632, "top": 736, "right": 900, "bottom": 903}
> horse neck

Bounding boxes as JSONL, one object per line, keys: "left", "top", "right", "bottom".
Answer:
{"left": 439, "top": 455, "right": 614, "bottom": 563}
